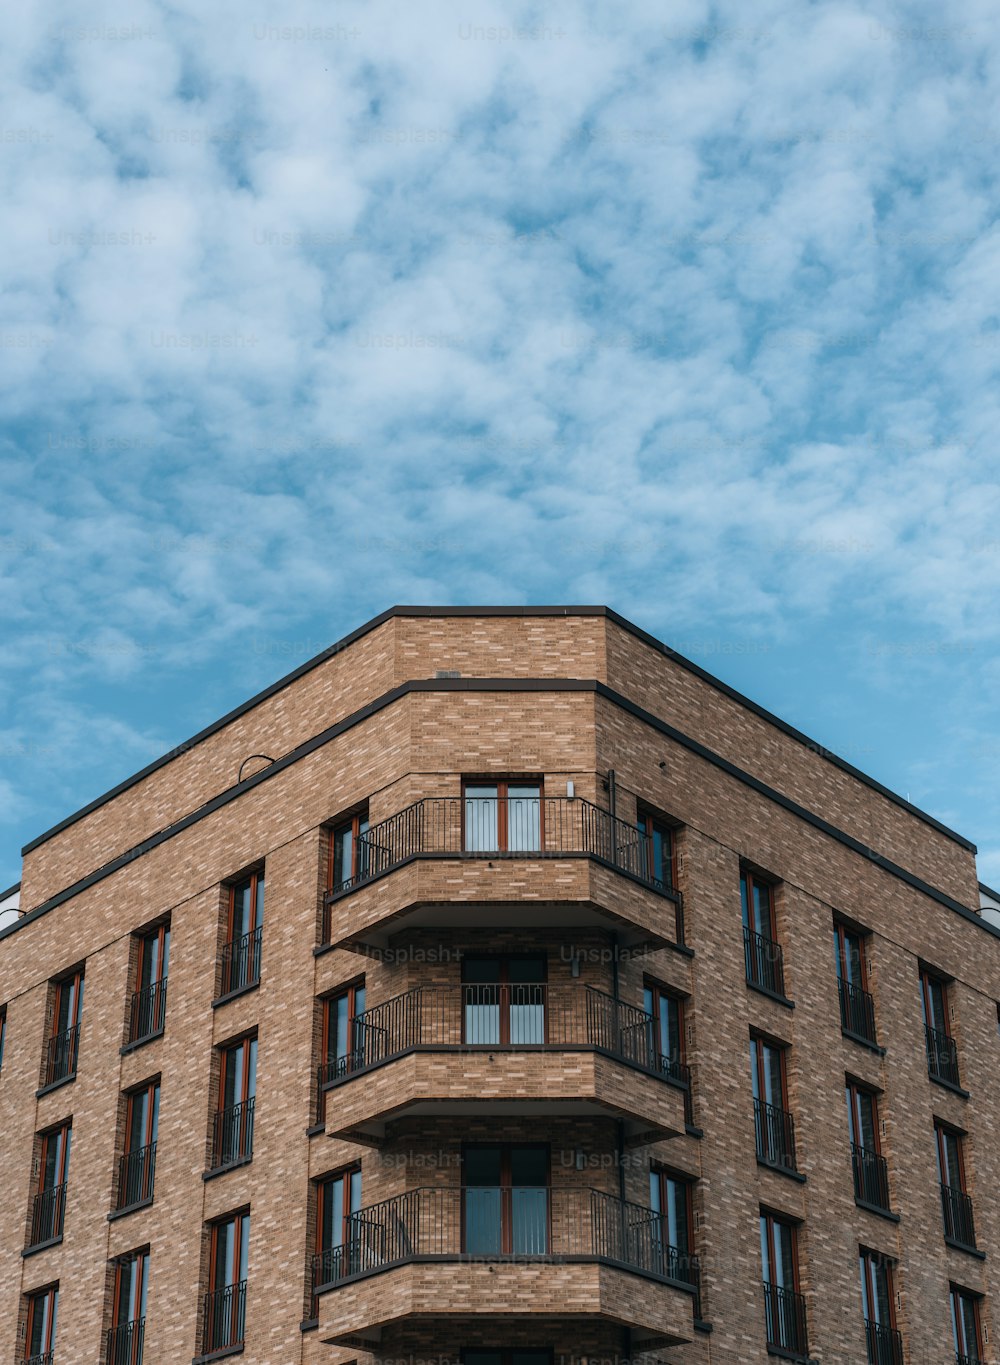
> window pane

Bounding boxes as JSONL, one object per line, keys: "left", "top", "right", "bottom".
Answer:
{"left": 506, "top": 786, "right": 540, "bottom": 851}
{"left": 465, "top": 786, "right": 498, "bottom": 851}
{"left": 510, "top": 1146, "right": 548, "bottom": 1186}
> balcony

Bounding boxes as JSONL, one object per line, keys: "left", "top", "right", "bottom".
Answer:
{"left": 754, "top": 1099, "right": 797, "bottom": 1174}
{"left": 314, "top": 1186, "right": 700, "bottom": 1348}
{"left": 210, "top": 1098, "right": 255, "bottom": 1171}
{"left": 219, "top": 927, "right": 262, "bottom": 998}
{"left": 323, "top": 796, "right": 685, "bottom": 954}
{"left": 941, "top": 1183, "right": 977, "bottom": 1251}
{"left": 107, "top": 1318, "right": 145, "bottom": 1365}
{"left": 127, "top": 979, "right": 167, "bottom": 1046}
{"left": 116, "top": 1143, "right": 156, "bottom": 1212}
{"left": 44, "top": 1023, "right": 80, "bottom": 1087}
{"left": 201, "top": 1281, "right": 246, "bottom": 1356}
{"left": 744, "top": 929, "right": 786, "bottom": 998}
{"left": 852, "top": 1144, "right": 892, "bottom": 1214}
{"left": 25, "top": 1356, "right": 54, "bottom": 1365}
{"left": 839, "top": 979, "right": 878, "bottom": 1046}
{"left": 318, "top": 984, "right": 692, "bottom": 1143}
{"left": 865, "top": 1319, "right": 904, "bottom": 1365}
{"left": 28, "top": 1183, "right": 66, "bottom": 1248}
{"left": 926, "top": 1025, "right": 962, "bottom": 1089}
{"left": 763, "top": 1281, "right": 809, "bottom": 1358}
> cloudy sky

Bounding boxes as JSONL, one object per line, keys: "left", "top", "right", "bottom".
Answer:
{"left": 2, "top": 0, "right": 1000, "bottom": 896}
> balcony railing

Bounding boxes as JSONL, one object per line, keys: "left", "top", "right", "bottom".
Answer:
{"left": 117, "top": 1142, "right": 156, "bottom": 1210}
{"left": 29, "top": 1182, "right": 66, "bottom": 1246}
{"left": 211, "top": 1098, "right": 255, "bottom": 1169}
{"left": 852, "top": 1143, "right": 891, "bottom": 1212}
{"left": 128, "top": 978, "right": 167, "bottom": 1045}
{"left": 106, "top": 1317, "right": 145, "bottom": 1365}
{"left": 219, "top": 926, "right": 262, "bottom": 997}
{"left": 318, "top": 983, "right": 692, "bottom": 1113}
{"left": 744, "top": 928, "right": 785, "bottom": 997}
{"left": 763, "top": 1280, "right": 809, "bottom": 1357}
{"left": 325, "top": 794, "right": 683, "bottom": 928}
{"left": 956, "top": 1354, "right": 985, "bottom": 1365}
{"left": 941, "top": 1183, "right": 977, "bottom": 1250}
{"left": 312, "top": 1186, "right": 700, "bottom": 1307}
{"left": 25, "top": 1355, "right": 54, "bottom": 1365}
{"left": 754, "top": 1098, "right": 797, "bottom": 1172}
{"left": 926, "top": 1025, "right": 961, "bottom": 1087}
{"left": 839, "top": 978, "right": 877, "bottom": 1044}
{"left": 45, "top": 1022, "right": 80, "bottom": 1086}
{"left": 201, "top": 1280, "right": 246, "bottom": 1355}
{"left": 865, "top": 1319, "right": 904, "bottom": 1365}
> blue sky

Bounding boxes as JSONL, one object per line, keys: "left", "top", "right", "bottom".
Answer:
{"left": 2, "top": 0, "right": 1000, "bottom": 897}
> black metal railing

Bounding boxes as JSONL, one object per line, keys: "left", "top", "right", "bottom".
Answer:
{"left": 852, "top": 1143, "right": 891, "bottom": 1212}
{"left": 754, "top": 1098, "right": 797, "bottom": 1172}
{"left": 865, "top": 1318, "right": 904, "bottom": 1365}
{"left": 106, "top": 1317, "right": 145, "bottom": 1365}
{"left": 311, "top": 1186, "right": 700, "bottom": 1306}
{"left": 926, "top": 1025, "right": 961, "bottom": 1087}
{"left": 128, "top": 978, "right": 167, "bottom": 1045}
{"left": 839, "top": 978, "right": 877, "bottom": 1044}
{"left": 956, "top": 1353, "right": 985, "bottom": 1365}
{"left": 45, "top": 1022, "right": 80, "bottom": 1085}
{"left": 220, "top": 926, "right": 262, "bottom": 996}
{"left": 941, "top": 1183, "right": 977, "bottom": 1249}
{"left": 117, "top": 1142, "right": 156, "bottom": 1210}
{"left": 212, "top": 1098, "right": 255, "bottom": 1169}
{"left": 29, "top": 1182, "right": 66, "bottom": 1246}
{"left": 744, "top": 928, "right": 785, "bottom": 996}
{"left": 25, "top": 1355, "right": 54, "bottom": 1365}
{"left": 763, "top": 1280, "right": 808, "bottom": 1356}
{"left": 201, "top": 1280, "right": 246, "bottom": 1355}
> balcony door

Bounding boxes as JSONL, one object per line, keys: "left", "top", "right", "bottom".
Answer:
{"left": 317, "top": 1166, "right": 362, "bottom": 1284}
{"left": 462, "top": 1144, "right": 549, "bottom": 1255}
{"left": 462, "top": 957, "right": 545, "bottom": 1046}
{"left": 206, "top": 1211, "right": 248, "bottom": 1353}
{"left": 741, "top": 870, "right": 775, "bottom": 940}
{"left": 463, "top": 781, "right": 541, "bottom": 852}
{"left": 110, "top": 1250, "right": 148, "bottom": 1365}
{"left": 324, "top": 981, "right": 367, "bottom": 1079}
{"left": 644, "top": 983, "right": 683, "bottom": 1076}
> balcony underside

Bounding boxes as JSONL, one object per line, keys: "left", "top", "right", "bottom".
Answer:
{"left": 317, "top": 1261, "right": 697, "bottom": 1348}
{"left": 324, "top": 1049, "right": 688, "bottom": 1145}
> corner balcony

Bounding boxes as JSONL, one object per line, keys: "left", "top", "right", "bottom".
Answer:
{"left": 323, "top": 797, "right": 685, "bottom": 954}
{"left": 318, "top": 984, "right": 692, "bottom": 1143}
{"left": 314, "top": 1186, "right": 700, "bottom": 1349}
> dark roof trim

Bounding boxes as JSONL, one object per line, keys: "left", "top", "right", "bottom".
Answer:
{"left": 4, "top": 677, "right": 988, "bottom": 947}
{"left": 0, "top": 881, "right": 20, "bottom": 901}
{"left": 19, "top": 606, "right": 974, "bottom": 858}
{"left": 979, "top": 880, "right": 1000, "bottom": 902}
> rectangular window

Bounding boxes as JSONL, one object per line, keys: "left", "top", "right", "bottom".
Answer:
{"left": 329, "top": 811, "right": 371, "bottom": 894}
{"left": 649, "top": 1168, "right": 698, "bottom": 1294}
{"left": 741, "top": 871, "right": 785, "bottom": 996}
{"left": 951, "top": 1285, "right": 985, "bottom": 1364}
{"left": 463, "top": 780, "right": 542, "bottom": 852}
{"left": 760, "top": 1211, "right": 807, "bottom": 1356}
{"left": 313, "top": 1165, "right": 362, "bottom": 1295}
{"left": 24, "top": 1284, "right": 58, "bottom": 1364}
{"left": 46, "top": 969, "right": 83, "bottom": 1086}
{"left": 750, "top": 1036, "right": 796, "bottom": 1171}
{"left": 835, "top": 922, "right": 877, "bottom": 1044}
{"left": 859, "top": 1249, "right": 902, "bottom": 1365}
{"left": 637, "top": 810, "right": 675, "bottom": 891}
{"left": 129, "top": 923, "right": 169, "bottom": 1045}
{"left": 847, "top": 1081, "right": 891, "bottom": 1213}
{"left": 462, "top": 957, "right": 546, "bottom": 1046}
{"left": 203, "top": 1212, "right": 248, "bottom": 1355}
{"left": 321, "top": 981, "right": 367, "bottom": 1091}
{"left": 220, "top": 871, "right": 264, "bottom": 997}
{"left": 936, "top": 1123, "right": 977, "bottom": 1250}
{"left": 644, "top": 981, "right": 685, "bottom": 1076}
{"left": 118, "top": 1080, "right": 159, "bottom": 1211}
{"left": 213, "top": 1037, "right": 256, "bottom": 1168}
{"left": 462, "top": 1144, "right": 549, "bottom": 1255}
{"left": 108, "top": 1250, "right": 148, "bottom": 1365}
{"left": 30, "top": 1122, "right": 71, "bottom": 1247}
{"left": 921, "top": 968, "right": 961, "bottom": 1087}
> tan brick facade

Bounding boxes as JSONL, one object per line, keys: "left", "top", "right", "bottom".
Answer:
{"left": 1, "top": 607, "right": 996, "bottom": 1365}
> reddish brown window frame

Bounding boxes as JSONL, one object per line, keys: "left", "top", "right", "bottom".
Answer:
{"left": 649, "top": 1164, "right": 695, "bottom": 1251}
{"left": 644, "top": 980, "right": 685, "bottom": 1064}
{"left": 226, "top": 870, "right": 264, "bottom": 942}
{"left": 750, "top": 1033, "right": 790, "bottom": 1110}
{"left": 461, "top": 955, "right": 548, "bottom": 1046}
{"left": 846, "top": 1078, "right": 882, "bottom": 1154}
{"left": 637, "top": 809, "right": 676, "bottom": 891}
{"left": 741, "top": 869, "right": 777, "bottom": 940}
{"left": 316, "top": 1164, "right": 362, "bottom": 1258}
{"left": 38, "top": 1119, "right": 71, "bottom": 1197}
{"left": 328, "top": 811, "right": 370, "bottom": 890}
{"left": 461, "top": 777, "right": 545, "bottom": 852}
{"left": 47, "top": 968, "right": 84, "bottom": 1083}
{"left": 206, "top": 1209, "right": 249, "bottom": 1352}
{"left": 834, "top": 922, "right": 869, "bottom": 991}
{"left": 951, "top": 1284, "right": 985, "bottom": 1360}
{"left": 24, "top": 1283, "right": 58, "bottom": 1360}
{"left": 858, "top": 1247, "right": 898, "bottom": 1330}
{"left": 322, "top": 980, "right": 366, "bottom": 1077}
{"left": 460, "top": 1142, "right": 551, "bottom": 1255}
{"left": 935, "top": 1121, "right": 969, "bottom": 1194}
{"left": 124, "top": 1080, "right": 159, "bottom": 1153}
{"left": 760, "top": 1209, "right": 801, "bottom": 1292}
{"left": 110, "top": 1248, "right": 149, "bottom": 1365}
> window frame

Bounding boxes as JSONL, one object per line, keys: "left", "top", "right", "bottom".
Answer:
{"left": 47, "top": 967, "right": 84, "bottom": 1084}
{"left": 644, "top": 979, "right": 685, "bottom": 1065}
{"left": 950, "top": 1284, "right": 985, "bottom": 1361}
{"left": 935, "top": 1121, "right": 969, "bottom": 1195}
{"left": 316, "top": 1164, "right": 362, "bottom": 1257}
{"left": 328, "top": 809, "right": 371, "bottom": 894}
{"left": 750, "top": 1033, "right": 790, "bottom": 1111}
{"left": 461, "top": 955, "right": 548, "bottom": 1046}
{"left": 461, "top": 777, "right": 544, "bottom": 853}
{"left": 206, "top": 1209, "right": 249, "bottom": 1353}
{"left": 110, "top": 1248, "right": 149, "bottom": 1364}
{"left": 649, "top": 1165, "right": 694, "bottom": 1257}
{"left": 759, "top": 1209, "right": 801, "bottom": 1292}
{"left": 226, "top": 869, "right": 264, "bottom": 943}
{"left": 846, "top": 1079, "right": 882, "bottom": 1155}
{"left": 741, "top": 868, "right": 778, "bottom": 941}
{"left": 858, "top": 1246, "right": 898, "bottom": 1331}
{"left": 920, "top": 966, "right": 951, "bottom": 1035}
{"left": 214, "top": 1035, "right": 257, "bottom": 1169}
{"left": 322, "top": 979, "right": 367, "bottom": 1082}
{"left": 38, "top": 1119, "right": 72, "bottom": 1196}
{"left": 834, "top": 921, "right": 869, "bottom": 991}
{"left": 460, "top": 1142, "right": 551, "bottom": 1255}
{"left": 25, "top": 1283, "right": 58, "bottom": 1360}
{"left": 636, "top": 808, "right": 676, "bottom": 891}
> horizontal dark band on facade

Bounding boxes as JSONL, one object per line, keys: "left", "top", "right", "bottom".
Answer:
{"left": 3, "top": 677, "right": 990, "bottom": 947}
{"left": 20, "top": 605, "right": 974, "bottom": 857}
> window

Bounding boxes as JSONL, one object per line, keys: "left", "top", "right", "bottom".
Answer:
{"left": 30, "top": 1121, "right": 71, "bottom": 1247}
{"left": 760, "top": 1211, "right": 808, "bottom": 1356}
{"left": 108, "top": 1250, "right": 148, "bottom": 1365}
{"left": 462, "top": 1144, "right": 549, "bottom": 1255}
{"left": 118, "top": 1080, "right": 159, "bottom": 1211}
{"left": 45, "top": 968, "right": 83, "bottom": 1086}
{"left": 951, "top": 1285, "right": 985, "bottom": 1365}
{"left": 463, "top": 780, "right": 542, "bottom": 852}
{"left": 320, "top": 981, "right": 367, "bottom": 1099}
{"left": 637, "top": 810, "right": 675, "bottom": 891}
{"left": 835, "top": 922, "right": 877, "bottom": 1044}
{"left": 649, "top": 1168, "right": 698, "bottom": 1293}
{"left": 921, "top": 968, "right": 961, "bottom": 1087}
{"left": 750, "top": 1036, "right": 796, "bottom": 1172}
{"left": 329, "top": 811, "right": 371, "bottom": 894}
{"left": 220, "top": 870, "right": 263, "bottom": 997}
{"left": 644, "top": 981, "right": 686, "bottom": 1080}
{"left": 859, "top": 1250, "right": 902, "bottom": 1365}
{"left": 129, "top": 923, "right": 169, "bottom": 1045}
{"left": 313, "top": 1166, "right": 362, "bottom": 1296}
{"left": 462, "top": 957, "right": 546, "bottom": 1045}
{"left": 24, "top": 1284, "right": 58, "bottom": 1364}
{"left": 846, "top": 1080, "right": 891, "bottom": 1213}
{"left": 936, "top": 1123, "right": 977, "bottom": 1251}
{"left": 203, "top": 1211, "right": 248, "bottom": 1355}
{"left": 213, "top": 1036, "right": 256, "bottom": 1169}
{"left": 741, "top": 870, "right": 785, "bottom": 996}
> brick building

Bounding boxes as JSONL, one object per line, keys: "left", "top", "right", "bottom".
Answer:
{"left": 0, "top": 605, "right": 997, "bottom": 1365}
